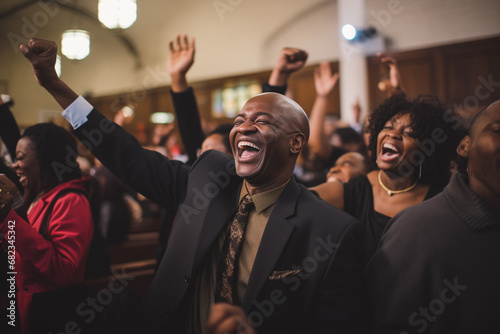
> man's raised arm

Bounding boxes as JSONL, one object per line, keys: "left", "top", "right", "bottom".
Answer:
{"left": 20, "top": 39, "right": 78, "bottom": 110}
{"left": 264, "top": 47, "right": 308, "bottom": 94}
{"left": 20, "top": 38, "right": 190, "bottom": 212}
{"left": 167, "top": 34, "right": 205, "bottom": 164}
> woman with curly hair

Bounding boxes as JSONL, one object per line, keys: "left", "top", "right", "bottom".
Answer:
{"left": 366, "top": 100, "right": 500, "bottom": 334}
{"left": 312, "top": 93, "right": 460, "bottom": 257}
{"left": 0, "top": 123, "right": 94, "bottom": 334}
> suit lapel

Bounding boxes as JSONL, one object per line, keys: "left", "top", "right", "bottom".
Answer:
{"left": 191, "top": 182, "right": 241, "bottom": 272}
{"left": 242, "top": 179, "right": 300, "bottom": 312}
{"left": 27, "top": 197, "right": 50, "bottom": 231}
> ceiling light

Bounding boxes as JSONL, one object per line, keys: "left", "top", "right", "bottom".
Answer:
{"left": 98, "top": 0, "right": 137, "bottom": 29}
{"left": 150, "top": 112, "right": 175, "bottom": 124}
{"left": 121, "top": 105, "right": 135, "bottom": 118}
{"left": 342, "top": 25, "right": 378, "bottom": 43}
{"left": 61, "top": 30, "right": 90, "bottom": 60}
{"left": 55, "top": 55, "right": 62, "bottom": 77}
{"left": 341, "top": 24, "right": 357, "bottom": 41}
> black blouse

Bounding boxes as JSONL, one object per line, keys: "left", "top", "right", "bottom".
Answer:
{"left": 343, "top": 174, "right": 442, "bottom": 258}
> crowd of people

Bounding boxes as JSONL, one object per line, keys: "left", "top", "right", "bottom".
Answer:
{"left": 0, "top": 35, "right": 497, "bottom": 334}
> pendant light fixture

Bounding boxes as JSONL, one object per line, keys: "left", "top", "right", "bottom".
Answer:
{"left": 98, "top": 0, "right": 137, "bottom": 29}
{"left": 61, "top": 0, "right": 90, "bottom": 60}
{"left": 61, "top": 29, "right": 90, "bottom": 60}
{"left": 55, "top": 55, "right": 62, "bottom": 77}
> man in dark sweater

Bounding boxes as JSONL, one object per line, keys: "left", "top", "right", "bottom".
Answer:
{"left": 366, "top": 101, "right": 500, "bottom": 333}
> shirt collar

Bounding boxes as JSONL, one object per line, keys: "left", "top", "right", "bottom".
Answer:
{"left": 444, "top": 173, "right": 500, "bottom": 230}
{"left": 239, "top": 179, "right": 291, "bottom": 214}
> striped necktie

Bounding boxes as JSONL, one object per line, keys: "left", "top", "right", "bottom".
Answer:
{"left": 215, "top": 194, "right": 254, "bottom": 304}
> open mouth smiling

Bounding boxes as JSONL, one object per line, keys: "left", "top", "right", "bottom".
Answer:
{"left": 380, "top": 142, "right": 401, "bottom": 162}
{"left": 237, "top": 140, "right": 262, "bottom": 161}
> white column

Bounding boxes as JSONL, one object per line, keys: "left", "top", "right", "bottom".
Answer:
{"left": 337, "top": 0, "right": 369, "bottom": 125}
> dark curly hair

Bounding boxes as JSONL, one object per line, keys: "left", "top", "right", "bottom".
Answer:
{"left": 22, "top": 122, "right": 82, "bottom": 192}
{"left": 368, "top": 93, "right": 460, "bottom": 187}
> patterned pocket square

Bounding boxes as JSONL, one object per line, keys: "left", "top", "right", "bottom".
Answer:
{"left": 269, "top": 268, "right": 303, "bottom": 280}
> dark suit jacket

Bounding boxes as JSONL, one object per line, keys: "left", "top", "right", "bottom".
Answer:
{"left": 366, "top": 173, "right": 500, "bottom": 333}
{"left": 0, "top": 101, "right": 21, "bottom": 159}
{"left": 74, "top": 109, "right": 367, "bottom": 334}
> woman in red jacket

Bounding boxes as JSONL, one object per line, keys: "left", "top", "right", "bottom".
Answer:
{"left": 0, "top": 123, "right": 93, "bottom": 334}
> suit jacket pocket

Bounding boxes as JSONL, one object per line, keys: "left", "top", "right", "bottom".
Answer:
{"left": 268, "top": 268, "right": 303, "bottom": 280}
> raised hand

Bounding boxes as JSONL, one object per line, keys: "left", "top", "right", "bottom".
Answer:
{"left": 20, "top": 38, "right": 77, "bottom": 109}
{"left": 377, "top": 53, "right": 403, "bottom": 93}
{"left": 19, "top": 39, "right": 59, "bottom": 88}
{"left": 205, "top": 303, "right": 256, "bottom": 334}
{"left": 353, "top": 98, "right": 361, "bottom": 124}
{"left": 314, "top": 62, "right": 339, "bottom": 98}
{"left": 269, "top": 47, "right": 308, "bottom": 86}
{"left": 0, "top": 174, "right": 18, "bottom": 215}
{"left": 275, "top": 47, "right": 308, "bottom": 74}
{"left": 168, "top": 34, "right": 195, "bottom": 92}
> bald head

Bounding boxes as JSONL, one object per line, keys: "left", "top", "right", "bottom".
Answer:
{"left": 230, "top": 92, "right": 310, "bottom": 193}
{"left": 247, "top": 92, "right": 310, "bottom": 142}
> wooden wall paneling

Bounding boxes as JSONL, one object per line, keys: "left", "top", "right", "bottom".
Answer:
{"left": 89, "top": 91, "right": 152, "bottom": 143}
{"left": 442, "top": 39, "right": 500, "bottom": 110}
{"left": 367, "top": 36, "right": 500, "bottom": 117}
{"left": 397, "top": 56, "right": 435, "bottom": 99}
{"left": 89, "top": 62, "right": 342, "bottom": 145}
{"left": 91, "top": 95, "right": 120, "bottom": 120}
{"left": 154, "top": 87, "right": 173, "bottom": 114}
{"left": 367, "top": 49, "right": 436, "bottom": 110}
{"left": 128, "top": 91, "right": 153, "bottom": 143}
{"left": 287, "top": 67, "right": 316, "bottom": 113}
{"left": 287, "top": 62, "right": 340, "bottom": 117}
{"left": 367, "top": 56, "right": 382, "bottom": 112}
{"left": 432, "top": 50, "right": 446, "bottom": 102}
{"left": 190, "top": 71, "right": 271, "bottom": 133}
{"left": 88, "top": 36, "right": 500, "bottom": 150}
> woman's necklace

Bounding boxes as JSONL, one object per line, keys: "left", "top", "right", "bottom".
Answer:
{"left": 378, "top": 170, "right": 418, "bottom": 196}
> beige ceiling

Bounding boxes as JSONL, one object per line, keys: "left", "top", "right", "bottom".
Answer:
{"left": 0, "top": 0, "right": 331, "bottom": 74}
{"left": 1, "top": 0, "right": 336, "bottom": 125}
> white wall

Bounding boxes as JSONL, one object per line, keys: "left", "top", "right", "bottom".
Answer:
{"left": 365, "top": 0, "right": 500, "bottom": 51}
{"left": 1, "top": 0, "right": 499, "bottom": 126}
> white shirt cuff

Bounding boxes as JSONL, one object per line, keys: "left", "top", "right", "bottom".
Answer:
{"left": 62, "top": 95, "right": 93, "bottom": 129}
